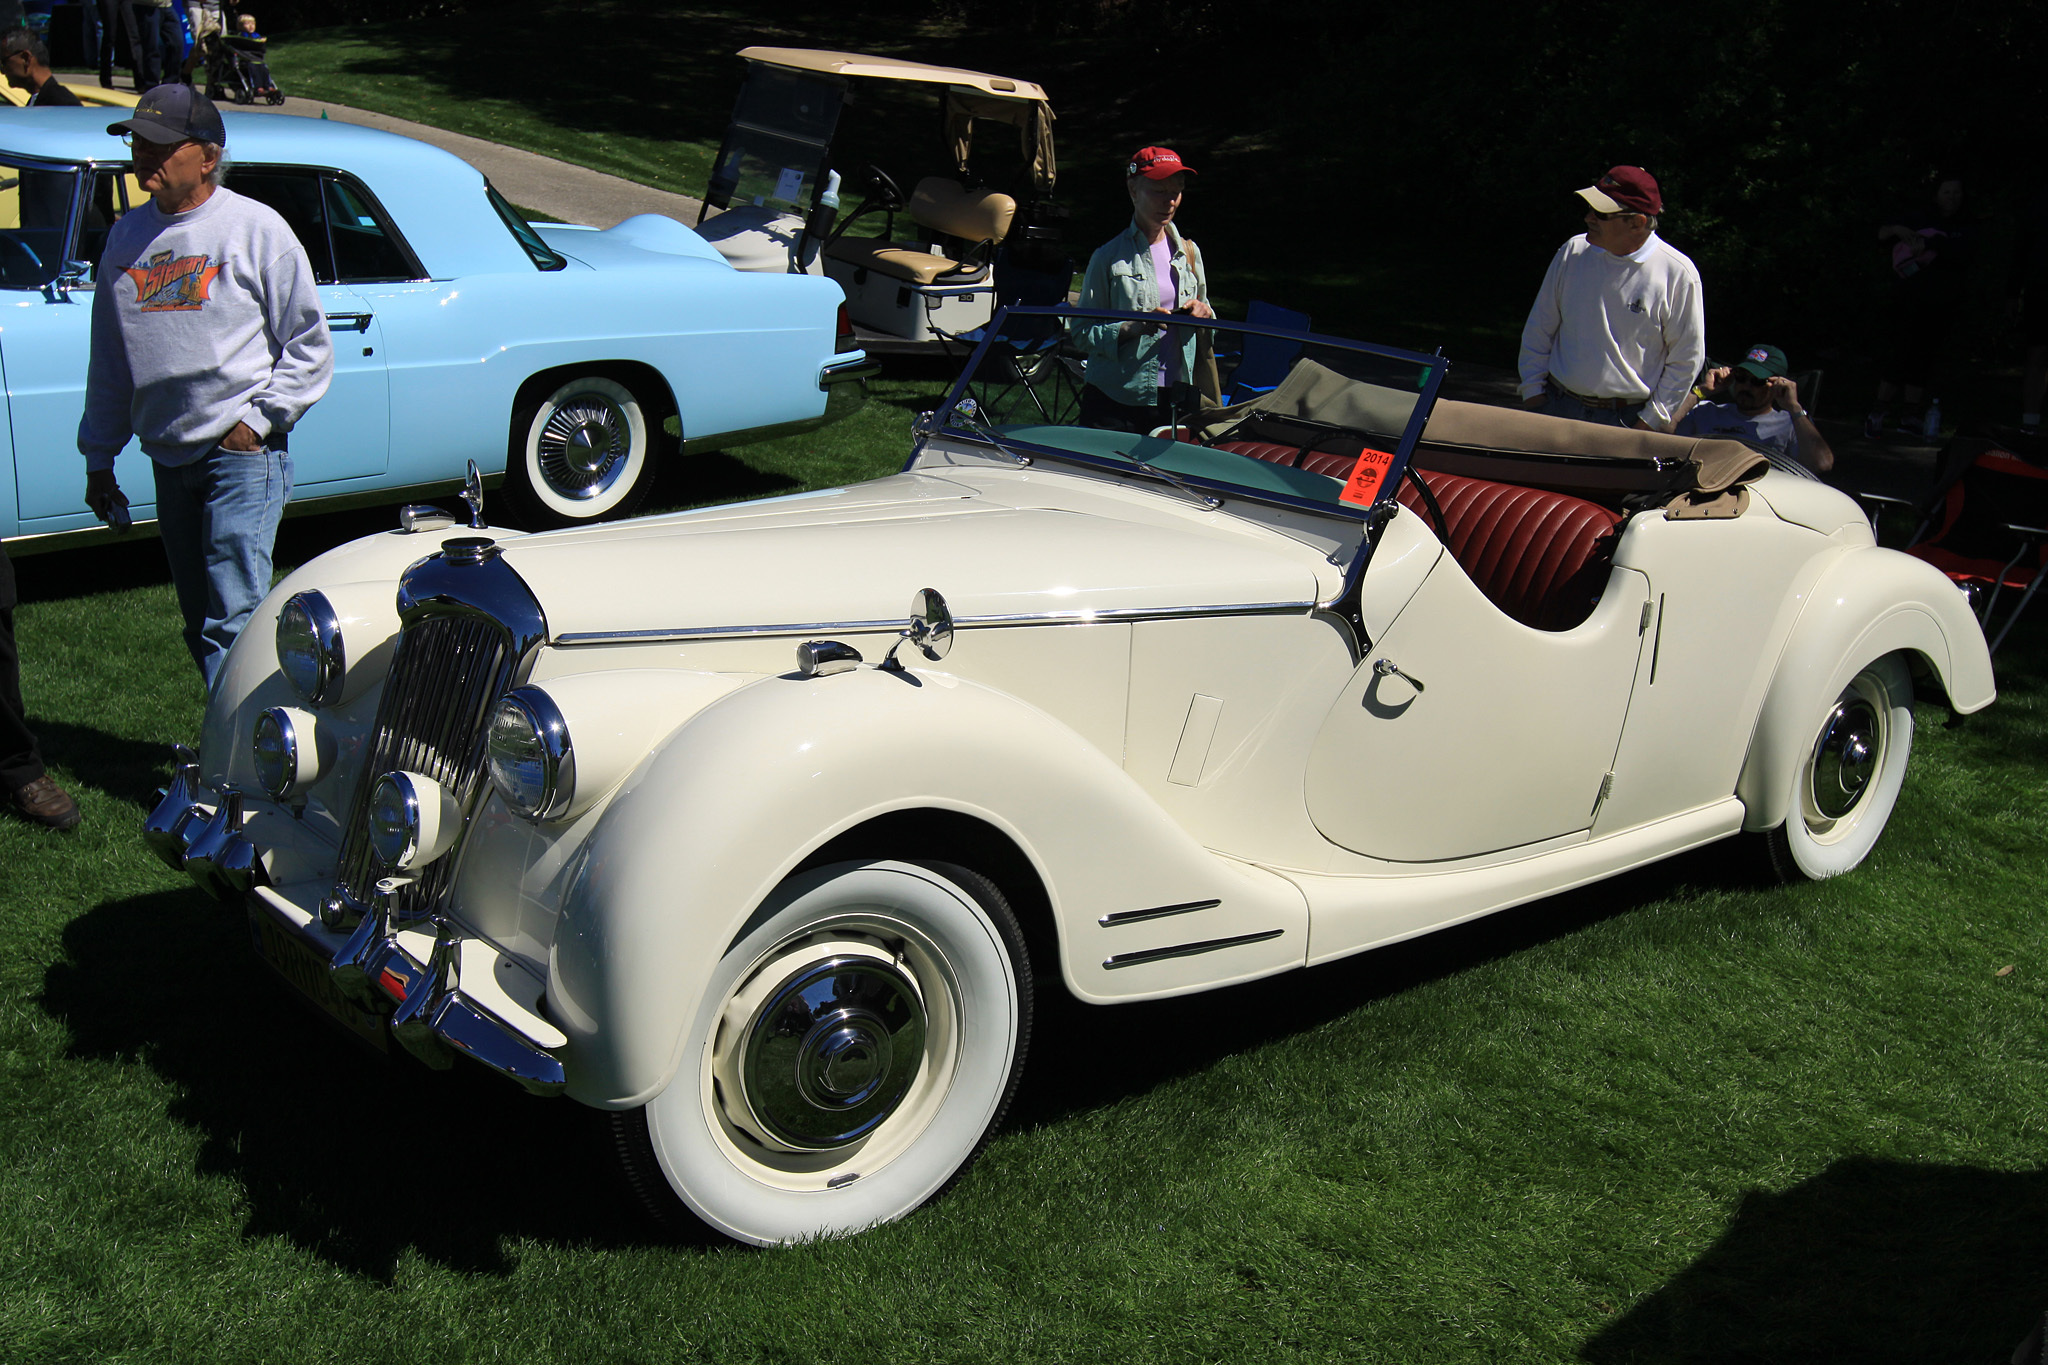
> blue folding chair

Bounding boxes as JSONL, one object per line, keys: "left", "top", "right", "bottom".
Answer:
{"left": 1225, "top": 300, "right": 1311, "bottom": 405}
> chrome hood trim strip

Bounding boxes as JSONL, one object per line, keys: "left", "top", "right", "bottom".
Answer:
{"left": 552, "top": 599, "right": 1314, "bottom": 646}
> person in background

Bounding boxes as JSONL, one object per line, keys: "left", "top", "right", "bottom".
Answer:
{"left": 80, "top": 86, "right": 333, "bottom": 686}
{"left": 180, "top": 0, "right": 220, "bottom": 84}
{"left": 1, "top": 27, "right": 83, "bottom": 104}
{"left": 1866, "top": 172, "right": 1970, "bottom": 439}
{"left": 2011, "top": 181, "right": 2048, "bottom": 434}
{"left": 1518, "top": 165, "right": 1705, "bottom": 432}
{"left": 1673, "top": 343, "right": 1833, "bottom": 475}
{"left": 1074, "top": 145, "right": 1215, "bottom": 433}
{"left": 0, "top": 545, "right": 81, "bottom": 831}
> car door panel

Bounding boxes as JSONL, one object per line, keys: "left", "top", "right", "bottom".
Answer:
{"left": 1306, "top": 559, "right": 1651, "bottom": 861}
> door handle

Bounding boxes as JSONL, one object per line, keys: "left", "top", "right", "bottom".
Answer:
{"left": 324, "top": 312, "right": 373, "bottom": 332}
{"left": 1372, "top": 656, "right": 1423, "bottom": 691}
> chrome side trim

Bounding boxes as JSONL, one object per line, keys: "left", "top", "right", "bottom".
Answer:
{"left": 1098, "top": 898, "right": 1221, "bottom": 928}
{"left": 555, "top": 601, "right": 1313, "bottom": 647}
{"left": 1102, "top": 929, "right": 1285, "bottom": 971}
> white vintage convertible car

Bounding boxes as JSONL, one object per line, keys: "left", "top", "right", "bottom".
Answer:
{"left": 148, "top": 308, "right": 1995, "bottom": 1245}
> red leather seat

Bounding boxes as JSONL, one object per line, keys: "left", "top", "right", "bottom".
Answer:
{"left": 1213, "top": 439, "right": 1621, "bottom": 630}
{"left": 1394, "top": 471, "right": 1622, "bottom": 630}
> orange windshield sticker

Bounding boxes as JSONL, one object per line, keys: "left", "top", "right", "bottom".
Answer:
{"left": 1338, "top": 447, "right": 1396, "bottom": 507}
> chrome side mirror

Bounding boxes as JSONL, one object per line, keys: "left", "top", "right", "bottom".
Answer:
{"left": 882, "top": 588, "right": 954, "bottom": 669}
{"left": 42, "top": 259, "right": 90, "bottom": 303}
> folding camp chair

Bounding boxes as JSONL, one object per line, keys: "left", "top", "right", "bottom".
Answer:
{"left": 1859, "top": 426, "right": 2048, "bottom": 656}
{"left": 938, "top": 247, "right": 1074, "bottom": 420}
{"left": 1223, "top": 300, "right": 1311, "bottom": 406}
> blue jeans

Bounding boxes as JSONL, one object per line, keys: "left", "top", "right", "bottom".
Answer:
{"left": 154, "top": 445, "right": 293, "bottom": 688}
{"left": 1541, "top": 391, "right": 1646, "bottom": 429}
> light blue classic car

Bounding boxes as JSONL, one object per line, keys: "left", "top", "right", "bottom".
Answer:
{"left": 0, "top": 110, "right": 872, "bottom": 546}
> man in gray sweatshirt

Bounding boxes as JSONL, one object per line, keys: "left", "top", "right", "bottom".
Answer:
{"left": 81, "top": 86, "right": 332, "bottom": 686}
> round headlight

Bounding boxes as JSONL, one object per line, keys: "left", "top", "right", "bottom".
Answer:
{"left": 367, "top": 771, "right": 459, "bottom": 870}
{"left": 251, "top": 706, "right": 326, "bottom": 800}
{"left": 485, "top": 688, "right": 575, "bottom": 822}
{"left": 277, "top": 592, "right": 344, "bottom": 706}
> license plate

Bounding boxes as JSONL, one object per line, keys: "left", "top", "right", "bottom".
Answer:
{"left": 248, "top": 902, "right": 390, "bottom": 1054}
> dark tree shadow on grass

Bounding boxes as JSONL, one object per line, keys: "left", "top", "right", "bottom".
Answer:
{"left": 1579, "top": 1157, "right": 2048, "bottom": 1364}
{"left": 38, "top": 888, "right": 713, "bottom": 1281}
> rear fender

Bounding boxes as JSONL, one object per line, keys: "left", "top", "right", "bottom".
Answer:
{"left": 546, "top": 665, "right": 1307, "bottom": 1108}
{"left": 1736, "top": 546, "right": 1993, "bottom": 830}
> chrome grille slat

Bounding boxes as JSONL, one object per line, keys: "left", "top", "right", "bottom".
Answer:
{"left": 327, "top": 543, "right": 548, "bottom": 927}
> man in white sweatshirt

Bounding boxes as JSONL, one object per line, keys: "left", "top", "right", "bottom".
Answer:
{"left": 1517, "top": 166, "right": 1704, "bottom": 433}
{"left": 80, "top": 85, "right": 332, "bottom": 686}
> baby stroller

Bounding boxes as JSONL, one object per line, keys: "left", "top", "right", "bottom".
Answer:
{"left": 200, "top": 32, "right": 282, "bottom": 105}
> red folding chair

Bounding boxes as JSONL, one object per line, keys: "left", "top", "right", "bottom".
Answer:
{"left": 1863, "top": 429, "right": 2048, "bottom": 656}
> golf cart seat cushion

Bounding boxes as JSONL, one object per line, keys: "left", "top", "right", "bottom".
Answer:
{"left": 823, "top": 178, "right": 1016, "bottom": 285}
{"left": 908, "top": 178, "right": 1016, "bottom": 246}
{"left": 823, "top": 239, "right": 986, "bottom": 285}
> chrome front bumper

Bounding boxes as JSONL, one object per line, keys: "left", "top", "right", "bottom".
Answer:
{"left": 146, "top": 752, "right": 567, "bottom": 1097}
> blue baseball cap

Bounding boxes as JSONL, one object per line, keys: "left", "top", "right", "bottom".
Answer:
{"left": 109, "top": 84, "right": 227, "bottom": 147}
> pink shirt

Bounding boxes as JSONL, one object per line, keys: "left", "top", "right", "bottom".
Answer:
{"left": 1150, "top": 238, "right": 1178, "bottom": 387}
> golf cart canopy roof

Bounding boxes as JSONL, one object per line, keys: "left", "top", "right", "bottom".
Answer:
{"left": 736, "top": 48, "right": 1051, "bottom": 103}
{"left": 735, "top": 47, "right": 1056, "bottom": 196}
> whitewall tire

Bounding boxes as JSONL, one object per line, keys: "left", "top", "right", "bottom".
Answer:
{"left": 616, "top": 860, "right": 1031, "bottom": 1246}
{"left": 1765, "top": 654, "right": 1915, "bottom": 881}
{"left": 507, "top": 375, "right": 656, "bottom": 526}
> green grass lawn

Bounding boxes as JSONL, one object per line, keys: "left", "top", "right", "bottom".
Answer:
{"left": 4, "top": 16, "right": 2044, "bottom": 1363}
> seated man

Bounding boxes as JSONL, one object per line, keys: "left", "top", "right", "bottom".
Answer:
{"left": 1673, "top": 342, "right": 1833, "bottom": 475}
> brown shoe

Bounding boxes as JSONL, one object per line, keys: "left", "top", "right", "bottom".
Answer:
{"left": 10, "top": 775, "right": 82, "bottom": 831}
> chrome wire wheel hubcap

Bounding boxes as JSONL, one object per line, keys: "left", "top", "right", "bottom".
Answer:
{"left": 537, "top": 394, "right": 628, "bottom": 498}
{"left": 1805, "top": 693, "right": 1884, "bottom": 834}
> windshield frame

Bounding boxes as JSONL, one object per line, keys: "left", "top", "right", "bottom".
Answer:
{"left": 919, "top": 303, "right": 1448, "bottom": 525}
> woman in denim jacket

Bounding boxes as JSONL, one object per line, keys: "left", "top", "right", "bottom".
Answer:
{"left": 1074, "top": 146, "right": 1214, "bottom": 431}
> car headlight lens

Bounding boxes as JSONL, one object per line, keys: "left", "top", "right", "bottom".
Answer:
{"left": 485, "top": 688, "right": 575, "bottom": 822}
{"left": 277, "top": 592, "right": 344, "bottom": 706}
{"left": 367, "top": 770, "right": 460, "bottom": 870}
{"left": 251, "top": 706, "right": 325, "bottom": 800}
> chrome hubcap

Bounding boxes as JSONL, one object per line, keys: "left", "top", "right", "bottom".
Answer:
{"left": 536, "top": 395, "right": 629, "bottom": 498}
{"left": 1810, "top": 697, "right": 1880, "bottom": 820}
{"left": 738, "top": 951, "right": 927, "bottom": 1151}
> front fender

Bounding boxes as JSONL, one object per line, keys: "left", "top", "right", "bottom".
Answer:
{"left": 545, "top": 665, "right": 1308, "bottom": 1108}
{"left": 1736, "top": 545, "right": 1993, "bottom": 830}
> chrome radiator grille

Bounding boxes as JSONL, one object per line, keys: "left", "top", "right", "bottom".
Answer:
{"left": 325, "top": 539, "right": 548, "bottom": 927}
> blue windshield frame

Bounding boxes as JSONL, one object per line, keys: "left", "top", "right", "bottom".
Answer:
{"left": 914, "top": 303, "right": 1449, "bottom": 527}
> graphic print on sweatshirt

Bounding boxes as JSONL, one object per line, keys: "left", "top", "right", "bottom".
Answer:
{"left": 125, "top": 250, "right": 223, "bottom": 312}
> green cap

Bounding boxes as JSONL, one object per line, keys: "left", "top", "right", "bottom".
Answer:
{"left": 1734, "top": 344, "right": 1788, "bottom": 381}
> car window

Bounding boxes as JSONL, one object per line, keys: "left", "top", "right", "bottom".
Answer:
{"left": 321, "top": 176, "right": 417, "bottom": 282}
{"left": 486, "top": 184, "right": 565, "bottom": 271}
{"left": 227, "top": 169, "right": 336, "bottom": 283}
{"left": 0, "top": 156, "right": 79, "bottom": 288}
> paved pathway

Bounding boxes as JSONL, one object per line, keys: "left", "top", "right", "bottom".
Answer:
{"left": 58, "top": 78, "right": 708, "bottom": 227}
{"left": 233, "top": 95, "right": 709, "bottom": 227}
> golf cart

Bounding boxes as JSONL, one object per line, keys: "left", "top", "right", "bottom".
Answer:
{"left": 694, "top": 47, "right": 1065, "bottom": 354}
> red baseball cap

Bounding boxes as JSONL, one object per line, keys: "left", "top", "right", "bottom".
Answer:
{"left": 1577, "top": 165, "right": 1662, "bottom": 215}
{"left": 1128, "top": 146, "right": 1196, "bottom": 179}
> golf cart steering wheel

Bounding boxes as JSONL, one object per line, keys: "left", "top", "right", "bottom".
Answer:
{"left": 864, "top": 165, "right": 907, "bottom": 212}
{"left": 0, "top": 233, "right": 45, "bottom": 288}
